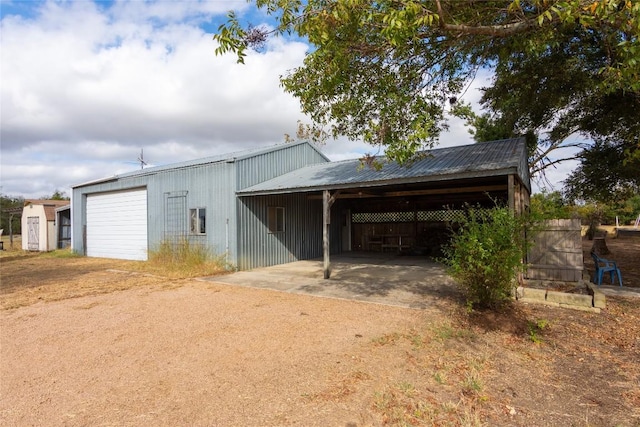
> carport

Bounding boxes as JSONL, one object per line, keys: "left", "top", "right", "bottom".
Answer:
{"left": 238, "top": 138, "right": 531, "bottom": 278}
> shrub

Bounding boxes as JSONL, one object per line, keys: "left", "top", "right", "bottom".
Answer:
{"left": 442, "top": 206, "right": 532, "bottom": 310}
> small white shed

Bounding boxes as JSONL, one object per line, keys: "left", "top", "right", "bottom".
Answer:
{"left": 22, "top": 200, "right": 70, "bottom": 252}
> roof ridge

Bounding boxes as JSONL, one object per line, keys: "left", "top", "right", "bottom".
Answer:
{"left": 24, "top": 199, "right": 70, "bottom": 205}
{"left": 73, "top": 141, "right": 328, "bottom": 188}
{"left": 325, "top": 137, "right": 525, "bottom": 164}
{"left": 127, "top": 141, "right": 324, "bottom": 173}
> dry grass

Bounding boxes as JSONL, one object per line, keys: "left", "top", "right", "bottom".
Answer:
{"left": 364, "top": 301, "right": 640, "bottom": 426}
{"left": 0, "top": 257, "right": 172, "bottom": 310}
{"left": 0, "top": 238, "right": 228, "bottom": 310}
{"left": 142, "top": 239, "right": 231, "bottom": 279}
{"left": 367, "top": 318, "right": 490, "bottom": 426}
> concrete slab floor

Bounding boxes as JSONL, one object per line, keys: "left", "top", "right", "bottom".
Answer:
{"left": 199, "top": 253, "right": 463, "bottom": 310}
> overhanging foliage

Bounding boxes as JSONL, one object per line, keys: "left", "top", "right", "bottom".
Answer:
{"left": 215, "top": 1, "right": 640, "bottom": 167}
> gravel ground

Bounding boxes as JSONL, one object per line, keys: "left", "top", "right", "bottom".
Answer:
{"left": 1, "top": 237, "right": 639, "bottom": 426}
{"left": 1, "top": 279, "right": 427, "bottom": 426}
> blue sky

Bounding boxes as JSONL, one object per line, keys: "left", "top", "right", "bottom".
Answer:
{"left": 0, "top": 0, "right": 576, "bottom": 198}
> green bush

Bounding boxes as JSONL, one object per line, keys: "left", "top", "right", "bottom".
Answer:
{"left": 442, "top": 206, "right": 532, "bottom": 310}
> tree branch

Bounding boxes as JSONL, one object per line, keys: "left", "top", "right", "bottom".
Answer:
{"left": 531, "top": 141, "right": 587, "bottom": 168}
{"left": 440, "top": 20, "right": 539, "bottom": 37}
{"left": 435, "top": 0, "right": 542, "bottom": 37}
{"left": 531, "top": 155, "right": 581, "bottom": 177}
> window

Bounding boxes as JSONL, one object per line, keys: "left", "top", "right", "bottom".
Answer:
{"left": 190, "top": 208, "right": 206, "bottom": 234}
{"left": 267, "top": 206, "right": 285, "bottom": 233}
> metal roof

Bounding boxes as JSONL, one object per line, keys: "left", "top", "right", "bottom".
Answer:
{"left": 238, "top": 138, "right": 530, "bottom": 196}
{"left": 72, "top": 141, "right": 329, "bottom": 189}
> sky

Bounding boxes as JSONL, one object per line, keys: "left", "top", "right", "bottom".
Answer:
{"left": 0, "top": 0, "right": 578, "bottom": 199}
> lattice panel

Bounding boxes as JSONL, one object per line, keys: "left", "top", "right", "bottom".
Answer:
{"left": 416, "top": 210, "right": 467, "bottom": 222}
{"left": 352, "top": 211, "right": 414, "bottom": 223}
{"left": 352, "top": 209, "right": 493, "bottom": 224}
{"left": 165, "top": 194, "right": 187, "bottom": 241}
{"left": 352, "top": 209, "right": 483, "bottom": 224}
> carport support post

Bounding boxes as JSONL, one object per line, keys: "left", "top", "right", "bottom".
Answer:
{"left": 508, "top": 174, "right": 515, "bottom": 213}
{"left": 323, "top": 190, "right": 337, "bottom": 279}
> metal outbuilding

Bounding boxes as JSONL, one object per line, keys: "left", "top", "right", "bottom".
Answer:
{"left": 72, "top": 141, "right": 330, "bottom": 262}
{"left": 71, "top": 138, "right": 531, "bottom": 274}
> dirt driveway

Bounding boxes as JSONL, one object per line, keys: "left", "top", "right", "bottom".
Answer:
{"left": 1, "top": 248, "right": 640, "bottom": 426}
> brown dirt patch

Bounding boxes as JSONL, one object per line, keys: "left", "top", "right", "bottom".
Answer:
{"left": 1, "top": 248, "right": 639, "bottom": 426}
{"left": 583, "top": 236, "right": 640, "bottom": 288}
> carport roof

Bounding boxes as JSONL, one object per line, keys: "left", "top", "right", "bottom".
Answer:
{"left": 238, "top": 138, "right": 530, "bottom": 196}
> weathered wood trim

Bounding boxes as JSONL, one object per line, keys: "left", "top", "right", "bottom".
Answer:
{"left": 322, "top": 190, "right": 339, "bottom": 279}
{"left": 309, "top": 185, "right": 507, "bottom": 200}
{"left": 508, "top": 174, "right": 515, "bottom": 212}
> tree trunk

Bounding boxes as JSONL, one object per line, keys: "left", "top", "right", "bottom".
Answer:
{"left": 591, "top": 237, "right": 610, "bottom": 256}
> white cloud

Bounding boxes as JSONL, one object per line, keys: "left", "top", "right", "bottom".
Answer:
{"left": 0, "top": 1, "right": 311, "bottom": 197}
{"left": 108, "top": 0, "right": 242, "bottom": 23}
{"left": 2, "top": 2, "right": 308, "bottom": 149}
{"left": 0, "top": 1, "right": 574, "bottom": 198}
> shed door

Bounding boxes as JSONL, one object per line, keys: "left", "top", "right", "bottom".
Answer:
{"left": 86, "top": 189, "right": 148, "bottom": 261}
{"left": 27, "top": 217, "right": 39, "bottom": 251}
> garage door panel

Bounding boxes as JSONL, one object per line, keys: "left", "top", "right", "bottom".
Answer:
{"left": 86, "top": 189, "right": 148, "bottom": 261}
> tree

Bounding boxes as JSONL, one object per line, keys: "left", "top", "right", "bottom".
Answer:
{"left": 618, "top": 195, "right": 640, "bottom": 225}
{"left": 0, "top": 194, "right": 24, "bottom": 236}
{"left": 469, "top": 14, "right": 640, "bottom": 175}
{"left": 530, "top": 190, "right": 572, "bottom": 219}
{"left": 215, "top": 0, "right": 640, "bottom": 167}
{"left": 40, "top": 190, "right": 70, "bottom": 201}
{"left": 575, "top": 202, "right": 613, "bottom": 239}
{"left": 564, "top": 139, "right": 640, "bottom": 204}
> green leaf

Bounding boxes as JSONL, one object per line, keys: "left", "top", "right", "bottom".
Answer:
{"left": 212, "top": 0, "right": 639, "bottom": 167}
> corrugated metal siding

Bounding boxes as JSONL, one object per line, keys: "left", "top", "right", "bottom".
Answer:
{"left": 518, "top": 147, "right": 531, "bottom": 192}
{"left": 233, "top": 142, "right": 328, "bottom": 268}
{"left": 235, "top": 142, "right": 329, "bottom": 190}
{"left": 72, "top": 161, "right": 237, "bottom": 263}
{"left": 329, "top": 199, "right": 346, "bottom": 254}
{"left": 233, "top": 143, "right": 330, "bottom": 269}
{"left": 237, "top": 193, "right": 324, "bottom": 270}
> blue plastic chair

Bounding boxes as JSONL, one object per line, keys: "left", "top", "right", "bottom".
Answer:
{"left": 591, "top": 252, "right": 623, "bottom": 287}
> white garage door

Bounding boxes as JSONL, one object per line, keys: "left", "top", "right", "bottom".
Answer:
{"left": 86, "top": 189, "right": 148, "bottom": 261}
